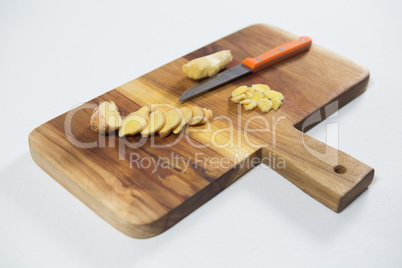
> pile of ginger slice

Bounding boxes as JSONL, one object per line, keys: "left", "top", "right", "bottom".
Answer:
{"left": 231, "top": 84, "right": 284, "bottom": 112}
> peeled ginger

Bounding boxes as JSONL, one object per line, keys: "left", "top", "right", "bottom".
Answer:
{"left": 183, "top": 50, "right": 233, "bottom": 80}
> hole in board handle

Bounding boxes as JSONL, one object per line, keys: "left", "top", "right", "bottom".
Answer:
{"left": 334, "top": 165, "right": 347, "bottom": 174}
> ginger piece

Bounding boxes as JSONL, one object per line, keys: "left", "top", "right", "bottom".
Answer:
{"left": 232, "top": 86, "right": 248, "bottom": 97}
{"left": 271, "top": 99, "right": 283, "bottom": 110}
{"left": 245, "top": 91, "right": 253, "bottom": 99}
{"left": 183, "top": 50, "right": 233, "bottom": 80}
{"left": 199, "top": 108, "right": 213, "bottom": 124}
{"left": 141, "top": 109, "right": 166, "bottom": 137}
{"left": 243, "top": 99, "right": 257, "bottom": 111}
{"left": 247, "top": 87, "right": 255, "bottom": 94}
{"left": 151, "top": 104, "right": 171, "bottom": 114}
{"left": 173, "top": 107, "right": 193, "bottom": 134}
{"left": 159, "top": 109, "right": 182, "bottom": 138}
{"left": 189, "top": 106, "right": 204, "bottom": 125}
{"left": 240, "top": 99, "right": 251, "bottom": 105}
{"left": 90, "top": 101, "right": 122, "bottom": 134}
{"left": 252, "top": 84, "right": 270, "bottom": 93}
{"left": 118, "top": 106, "right": 150, "bottom": 137}
{"left": 251, "top": 91, "right": 264, "bottom": 102}
{"left": 231, "top": 93, "right": 246, "bottom": 103}
{"left": 265, "top": 90, "right": 284, "bottom": 101}
{"left": 257, "top": 99, "right": 273, "bottom": 112}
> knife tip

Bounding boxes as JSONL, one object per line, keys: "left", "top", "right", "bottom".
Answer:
{"left": 178, "top": 93, "right": 190, "bottom": 102}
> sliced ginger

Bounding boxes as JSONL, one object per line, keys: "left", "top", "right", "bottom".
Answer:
{"left": 243, "top": 99, "right": 257, "bottom": 110}
{"left": 245, "top": 91, "right": 253, "bottom": 99}
{"left": 118, "top": 106, "right": 150, "bottom": 137}
{"left": 199, "top": 108, "right": 213, "bottom": 124}
{"left": 159, "top": 108, "right": 182, "bottom": 138}
{"left": 231, "top": 84, "right": 284, "bottom": 113}
{"left": 240, "top": 99, "right": 251, "bottom": 105}
{"left": 91, "top": 102, "right": 213, "bottom": 138}
{"left": 141, "top": 109, "right": 165, "bottom": 137}
{"left": 232, "top": 85, "right": 248, "bottom": 97}
{"left": 252, "top": 84, "right": 270, "bottom": 93}
{"left": 251, "top": 91, "right": 264, "bottom": 102}
{"left": 189, "top": 106, "right": 204, "bottom": 125}
{"left": 271, "top": 99, "right": 282, "bottom": 110}
{"left": 151, "top": 104, "right": 172, "bottom": 114}
{"left": 231, "top": 93, "right": 246, "bottom": 103}
{"left": 265, "top": 90, "right": 284, "bottom": 101}
{"left": 258, "top": 99, "right": 273, "bottom": 112}
{"left": 90, "top": 101, "right": 122, "bottom": 134}
{"left": 173, "top": 107, "right": 193, "bottom": 134}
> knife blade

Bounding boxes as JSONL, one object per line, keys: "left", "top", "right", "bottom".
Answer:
{"left": 179, "top": 36, "right": 312, "bottom": 102}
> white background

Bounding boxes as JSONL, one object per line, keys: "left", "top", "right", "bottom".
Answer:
{"left": 1, "top": 0, "right": 402, "bottom": 267}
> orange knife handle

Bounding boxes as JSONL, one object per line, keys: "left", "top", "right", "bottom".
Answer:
{"left": 242, "top": 36, "right": 312, "bottom": 72}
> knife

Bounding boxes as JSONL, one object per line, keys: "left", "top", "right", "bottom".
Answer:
{"left": 179, "top": 36, "right": 312, "bottom": 102}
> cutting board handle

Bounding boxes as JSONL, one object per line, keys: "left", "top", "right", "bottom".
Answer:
{"left": 261, "top": 125, "right": 374, "bottom": 212}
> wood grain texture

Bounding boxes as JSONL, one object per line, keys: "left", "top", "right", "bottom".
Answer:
{"left": 28, "top": 24, "right": 374, "bottom": 238}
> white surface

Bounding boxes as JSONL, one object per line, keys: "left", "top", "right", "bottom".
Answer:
{"left": 1, "top": 0, "right": 401, "bottom": 267}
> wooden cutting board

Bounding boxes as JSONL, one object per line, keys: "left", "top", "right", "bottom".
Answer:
{"left": 29, "top": 24, "right": 374, "bottom": 238}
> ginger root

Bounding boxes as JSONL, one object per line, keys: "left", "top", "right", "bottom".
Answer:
{"left": 183, "top": 50, "right": 233, "bottom": 80}
{"left": 90, "top": 101, "right": 122, "bottom": 134}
